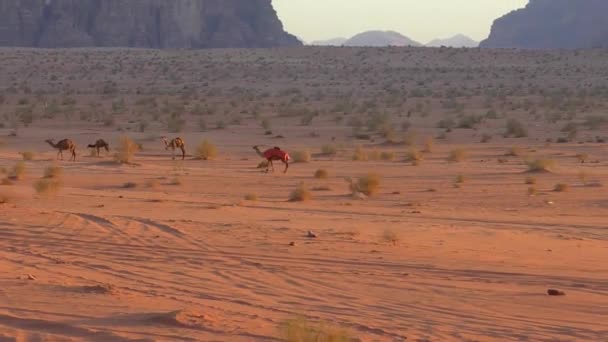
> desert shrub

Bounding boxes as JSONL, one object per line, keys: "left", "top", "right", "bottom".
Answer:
{"left": 480, "top": 134, "right": 492, "bottom": 143}
{"left": 244, "top": 193, "right": 258, "bottom": 201}
{"left": 575, "top": 153, "right": 589, "bottom": 163}
{"left": 381, "top": 229, "right": 399, "bottom": 246}
{"left": 405, "top": 149, "right": 423, "bottom": 163}
{"left": 34, "top": 178, "right": 61, "bottom": 196}
{"left": 279, "top": 317, "right": 351, "bottom": 342}
{"left": 506, "top": 146, "right": 524, "bottom": 157}
{"left": 367, "top": 150, "right": 381, "bottom": 161}
{"left": 505, "top": 119, "right": 528, "bottom": 138}
{"left": 114, "top": 136, "right": 140, "bottom": 164}
{"left": 349, "top": 173, "right": 381, "bottom": 196}
{"left": 314, "top": 169, "right": 329, "bottom": 179}
{"left": 169, "top": 177, "right": 182, "bottom": 186}
{"left": 20, "top": 151, "right": 34, "bottom": 161}
{"left": 289, "top": 182, "right": 312, "bottom": 202}
{"left": 292, "top": 150, "right": 311, "bottom": 163}
{"left": 526, "top": 159, "right": 555, "bottom": 172}
{"left": 454, "top": 174, "right": 466, "bottom": 185}
{"left": 553, "top": 183, "right": 569, "bottom": 192}
{"left": 145, "top": 179, "right": 160, "bottom": 188}
{"left": 348, "top": 145, "right": 366, "bottom": 161}
{"left": 447, "top": 148, "right": 467, "bottom": 163}
{"left": 321, "top": 144, "right": 337, "bottom": 156}
{"left": 43, "top": 165, "right": 63, "bottom": 179}
{"left": 380, "top": 151, "right": 395, "bottom": 161}
{"left": 9, "top": 162, "right": 26, "bottom": 180}
{"left": 528, "top": 187, "right": 537, "bottom": 196}
{"left": 195, "top": 139, "right": 218, "bottom": 160}
{"left": 525, "top": 176, "right": 537, "bottom": 185}
{"left": 422, "top": 137, "right": 434, "bottom": 153}
{"left": 123, "top": 182, "right": 137, "bottom": 188}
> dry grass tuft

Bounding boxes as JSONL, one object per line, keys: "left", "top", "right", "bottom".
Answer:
{"left": 244, "top": 193, "right": 258, "bottom": 201}
{"left": 506, "top": 146, "right": 525, "bottom": 157}
{"left": 289, "top": 182, "right": 312, "bottom": 202}
{"left": 553, "top": 183, "right": 569, "bottom": 192}
{"left": 43, "top": 165, "right": 63, "bottom": 179}
{"left": 145, "top": 179, "right": 160, "bottom": 189}
{"left": 114, "top": 136, "right": 140, "bottom": 164}
{"left": 34, "top": 178, "right": 61, "bottom": 196}
{"left": 528, "top": 187, "right": 537, "bottom": 196}
{"left": 123, "top": 182, "right": 137, "bottom": 188}
{"left": 380, "top": 151, "right": 395, "bottom": 161}
{"left": 525, "top": 176, "right": 537, "bottom": 185}
{"left": 195, "top": 139, "right": 218, "bottom": 160}
{"left": 279, "top": 317, "right": 352, "bottom": 342}
{"left": 352, "top": 146, "right": 368, "bottom": 161}
{"left": 381, "top": 229, "right": 400, "bottom": 246}
{"left": 20, "top": 151, "right": 35, "bottom": 161}
{"left": 404, "top": 149, "right": 424, "bottom": 163}
{"left": 447, "top": 148, "right": 467, "bottom": 163}
{"left": 9, "top": 162, "right": 26, "bottom": 180}
{"left": 292, "top": 150, "right": 312, "bottom": 163}
{"left": 314, "top": 169, "right": 329, "bottom": 179}
{"left": 526, "top": 159, "right": 556, "bottom": 173}
{"left": 321, "top": 144, "right": 338, "bottom": 156}
{"left": 349, "top": 173, "right": 381, "bottom": 196}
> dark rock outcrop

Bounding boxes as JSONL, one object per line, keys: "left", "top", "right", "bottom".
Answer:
{"left": 480, "top": 0, "right": 608, "bottom": 49}
{"left": 0, "top": 0, "right": 300, "bottom": 48}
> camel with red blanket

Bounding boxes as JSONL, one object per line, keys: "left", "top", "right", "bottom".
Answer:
{"left": 253, "top": 145, "right": 291, "bottom": 173}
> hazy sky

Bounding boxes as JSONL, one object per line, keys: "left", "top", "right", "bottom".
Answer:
{"left": 273, "top": 0, "right": 528, "bottom": 43}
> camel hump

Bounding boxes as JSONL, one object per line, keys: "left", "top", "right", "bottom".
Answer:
{"left": 273, "top": 146, "right": 281, "bottom": 150}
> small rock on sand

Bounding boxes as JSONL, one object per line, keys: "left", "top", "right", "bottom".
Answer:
{"left": 547, "top": 289, "right": 565, "bottom": 296}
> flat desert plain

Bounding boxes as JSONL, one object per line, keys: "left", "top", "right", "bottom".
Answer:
{"left": 0, "top": 47, "right": 607, "bottom": 341}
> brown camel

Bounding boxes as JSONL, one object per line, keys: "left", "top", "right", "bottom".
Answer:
{"left": 46, "top": 139, "right": 77, "bottom": 161}
{"left": 253, "top": 145, "right": 290, "bottom": 173}
{"left": 162, "top": 137, "right": 186, "bottom": 160}
{"left": 87, "top": 139, "right": 110, "bottom": 157}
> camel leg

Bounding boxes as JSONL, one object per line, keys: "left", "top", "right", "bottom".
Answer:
{"left": 181, "top": 146, "right": 185, "bottom": 160}
{"left": 96, "top": 147, "right": 100, "bottom": 157}
{"left": 72, "top": 149, "right": 76, "bottom": 161}
{"left": 283, "top": 160, "right": 289, "bottom": 173}
{"left": 269, "top": 160, "right": 275, "bottom": 172}
{"left": 58, "top": 150, "right": 62, "bottom": 160}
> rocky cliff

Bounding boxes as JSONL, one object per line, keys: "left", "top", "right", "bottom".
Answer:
{"left": 0, "top": 0, "right": 300, "bottom": 48}
{"left": 480, "top": 0, "right": 608, "bottom": 49}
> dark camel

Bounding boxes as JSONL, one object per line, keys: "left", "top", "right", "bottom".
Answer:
{"left": 46, "top": 139, "right": 77, "bottom": 161}
{"left": 87, "top": 139, "right": 110, "bottom": 157}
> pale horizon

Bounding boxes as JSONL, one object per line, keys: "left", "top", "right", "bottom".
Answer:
{"left": 273, "top": 0, "right": 528, "bottom": 43}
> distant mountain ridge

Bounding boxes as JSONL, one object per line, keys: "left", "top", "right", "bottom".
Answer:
{"left": 310, "top": 38, "right": 348, "bottom": 46}
{"left": 426, "top": 34, "right": 478, "bottom": 48}
{"left": 344, "top": 30, "right": 422, "bottom": 47}
{"left": 480, "top": 0, "right": 608, "bottom": 48}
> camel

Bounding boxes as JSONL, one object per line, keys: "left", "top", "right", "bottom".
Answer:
{"left": 46, "top": 139, "right": 77, "bottom": 161}
{"left": 162, "top": 137, "right": 186, "bottom": 160}
{"left": 253, "top": 145, "right": 290, "bottom": 173}
{"left": 87, "top": 139, "right": 110, "bottom": 157}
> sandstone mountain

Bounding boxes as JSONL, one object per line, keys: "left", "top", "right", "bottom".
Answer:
{"left": 344, "top": 31, "right": 421, "bottom": 47}
{"left": 426, "top": 34, "right": 478, "bottom": 48}
{"left": 480, "top": 0, "right": 608, "bottom": 49}
{"left": 0, "top": 0, "right": 300, "bottom": 48}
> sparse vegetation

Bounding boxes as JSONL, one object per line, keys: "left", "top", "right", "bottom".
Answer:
{"left": 292, "top": 150, "right": 312, "bottom": 163}
{"left": 20, "top": 151, "right": 34, "bottom": 161}
{"left": 447, "top": 148, "right": 467, "bottom": 163}
{"left": 9, "top": 162, "right": 26, "bottom": 180}
{"left": 526, "top": 159, "right": 556, "bottom": 173}
{"left": 279, "top": 317, "right": 351, "bottom": 342}
{"left": 352, "top": 146, "right": 368, "bottom": 161}
{"left": 506, "top": 146, "right": 524, "bottom": 157}
{"left": 195, "top": 139, "right": 218, "bottom": 160}
{"left": 380, "top": 151, "right": 395, "bottom": 161}
{"left": 381, "top": 229, "right": 400, "bottom": 246}
{"left": 43, "top": 165, "right": 63, "bottom": 179}
{"left": 525, "top": 176, "right": 537, "bottom": 185}
{"left": 114, "top": 136, "right": 140, "bottom": 164}
{"left": 554, "top": 183, "right": 569, "bottom": 192}
{"left": 289, "top": 182, "right": 312, "bottom": 202}
{"left": 314, "top": 169, "right": 329, "bottom": 179}
{"left": 321, "top": 144, "right": 337, "bottom": 156}
{"left": 34, "top": 178, "right": 61, "bottom": 196}
{"left": 244, "top": 193, "right": 258, "bottom": 201}
{"left": 505, "top": 119, "right": 528, "bottom": 138}
{"left": 349, "top": 173, "right": 381, "bottom": 196}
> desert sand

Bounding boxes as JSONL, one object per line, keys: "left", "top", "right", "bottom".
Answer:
{"left": 0, "top": 47, "right": 607, "bottom": 341}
